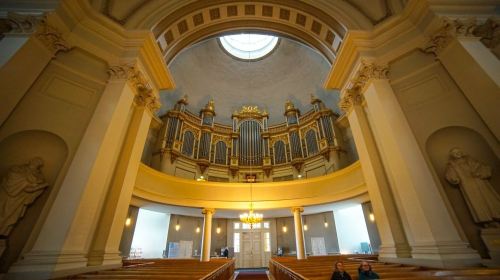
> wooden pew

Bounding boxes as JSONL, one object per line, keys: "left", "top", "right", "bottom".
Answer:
{"left": 269, "top": 255, "right": 500, "bottom": 280}
{"left": 61, "top": 258, "right": 235, "bottom": 280}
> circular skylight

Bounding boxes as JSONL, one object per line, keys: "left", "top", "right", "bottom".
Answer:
{"left": 219, "top": 34, "right": 279, "bottom": 60}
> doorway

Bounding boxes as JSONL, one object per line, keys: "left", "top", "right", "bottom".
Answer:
{"left": 234, "top": 222, "right": 271, "bottom": 268}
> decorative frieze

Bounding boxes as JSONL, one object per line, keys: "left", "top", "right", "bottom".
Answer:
{"left": 34, "top": 18, "right": 71, "bottom": 53}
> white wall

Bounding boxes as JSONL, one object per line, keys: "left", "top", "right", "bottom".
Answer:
{"left": 131, "top": 209, "right": 171, "bottom": 258}
{"left": 334, "top": 205, "right": 370, "bottom": 254}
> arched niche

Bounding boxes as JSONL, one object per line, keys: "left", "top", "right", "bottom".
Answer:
{"left": 0, "top": 130, "right": 68, "bottom": 272}
{"left": 426, "top": 126, "right": 500, "bottom": 258}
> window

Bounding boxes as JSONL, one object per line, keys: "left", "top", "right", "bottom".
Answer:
{"left": 234, "top": 222, "right": 240, "bottom": 229}
{"left": 234, "top": 233, "right": 240, "bottom": 253}
{"left": 219, "top": 34, "right": 278, "bottom": 60}
{"left": 242, "top": 223, "right": 251, "bottom": 229}
{"left": 263, "top": 222, "right": 270, "bottom": 229}
{"left": 264, "top": 232, "right": 271, "bottom": 252}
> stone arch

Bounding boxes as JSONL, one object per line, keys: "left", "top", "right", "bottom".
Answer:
{"left": 425, "top": 125, "right": 500, "bottom": 258}
{"left": 0, "top": 129, "right": 69, "bottom": 272}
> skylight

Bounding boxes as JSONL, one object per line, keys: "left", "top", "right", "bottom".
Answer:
{"left": 219, "top": 34, "right": 278, "bottom": 60}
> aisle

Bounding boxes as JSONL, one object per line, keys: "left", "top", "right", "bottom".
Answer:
{"left": 235, "top": 268, "right": 269, "bottom": 279}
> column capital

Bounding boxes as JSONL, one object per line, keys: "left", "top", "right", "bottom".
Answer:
{"left": 107, "top": 64, "right": 162, "bottom": 114}
{"left": 349, "top": 60, "right": 389, "bottom": 92}
{"left": 423, "top": 17, "right": 499, "bottom": 56}
{"left": 339, "top": 88, "right": 364, "bottom": 114}
{"left": 34, "top": 17, "right": 72, "bottom": 54}
{"left": 202, "top": 208, "right": 215, "bottom": 215}
{"left": 0, "top": 12, "right": 43, "bottom": 36}
{"left": 291, "top": 207, "right": 304, "bottom": 214}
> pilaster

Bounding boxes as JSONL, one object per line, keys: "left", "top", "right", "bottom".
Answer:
{"left": 423, "top": 16, "right": 500, "bottom": 140}
{"left": 87, "top": 65, "right": 160, "bottom": 267}
{"left": 352, "top": 60, "right": 481, "bottom": 267}
{"left": 339, "top": 85, "right": 411, "bottom": 259}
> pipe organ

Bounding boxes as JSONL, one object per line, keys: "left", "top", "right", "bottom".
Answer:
{"left": 152, "top": 95, "right": 346, "bottom": 182}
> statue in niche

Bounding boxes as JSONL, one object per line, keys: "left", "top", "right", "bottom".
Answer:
{"left": 0, "top": 157, "right": 48, "bottom": 236}
{"left": 445, "top": 147, "right": 500, "bottom": 227}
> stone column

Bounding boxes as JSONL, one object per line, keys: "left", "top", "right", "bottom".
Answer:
{"left": 424, "top": 17, "right": 500, "bottom": 140}
{"left": 291, "top": 207, "right": 306, "bottom": 260}
{"left": 7, "top": 65, "right": 144, "bottom": 279}
{"left": 200, "top": 208, "right": 215, "bottom": 262}
{"left": 354, "top": 61, "right": 480, "bottom": 267}
{"left": 0, "top": 16, "right": 71, "bottom": 127}
{"left": 339, "top": 89, "right": 411, "bottom": 260}
{"left": 88, "top": 70, "right": 160, "bottom": 266}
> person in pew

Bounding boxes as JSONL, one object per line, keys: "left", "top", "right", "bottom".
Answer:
{"left": 330, "top": 261, "right": 352, "bottom": 280}
{"left": 358, "top": 261, "right": 379, "bottom": 280}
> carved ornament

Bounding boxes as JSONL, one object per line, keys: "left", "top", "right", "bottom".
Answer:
{"left": 339, "top": 89, "right": 364, "bottom": 113}
{"left": 0, "top": 12, "right": 42, "bottom": 37}
{"left": 350, "top": 61, "right": 389, "bottom": 91}
{"left": 34, "top": 18, "right": 71, "bottom": 53}
{"left": 424, "top": 17, "right": 499, "bottom": 56}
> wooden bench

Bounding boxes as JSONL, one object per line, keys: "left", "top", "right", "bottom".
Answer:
{"left": 269, "top": 255, "right": 500, "bottom": 280}
{"left": 61, "top": 258, "right": 235, "bottom": 280}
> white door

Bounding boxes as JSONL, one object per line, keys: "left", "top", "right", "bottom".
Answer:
{"left": 179, "top": 240, "right": 193, "bottom": 258}
{"left": 240, "top": 231, "right": 264, "bottom": 268}
{"left": 311, "top": 237, "right": 327, "bottom": 256}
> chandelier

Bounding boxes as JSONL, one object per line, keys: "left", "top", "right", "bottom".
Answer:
{"left": 239, "top": 154, "right": 263, "bottom": 227}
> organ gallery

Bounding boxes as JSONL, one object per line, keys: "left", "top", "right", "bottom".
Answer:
{"left": 0, "top": 0, "right": 499, "bottom": 279}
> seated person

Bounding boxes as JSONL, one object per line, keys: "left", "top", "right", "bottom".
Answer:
{"left": 222, "top": 247, "right": 229, "bottom": 258}
{"left": 330, "top": 261, "right": 352, "bottom": 280}
{"left": 358, "top": 261, "right": 379, "bottom": 280}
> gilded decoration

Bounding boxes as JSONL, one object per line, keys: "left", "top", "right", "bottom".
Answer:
{"left": 232, "top": 105, "right": 268, "bottom": 119}
{"left": 34, "top": 17, "right": 71, "bottom": 54}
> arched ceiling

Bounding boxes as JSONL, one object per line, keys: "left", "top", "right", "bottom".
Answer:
{"left": 89, "top": 0, "right": 407, "bottom": 63}
{"left": 158, "top": 36, "right": 341, "bottom": 124}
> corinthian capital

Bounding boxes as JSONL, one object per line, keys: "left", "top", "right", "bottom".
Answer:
{"left": 0, "top": 12, "right": 42, "bottom": 37}
{"left": 34, "top": 18, "right": 71, "bottom": 54}
{"left": 350, "top": 61, "right": 389, "bottom": 91}
{"left": 134, "top": 88, "right": 161, "bottom": 113}
{"left": 423, "top": 17, "right": 481, "bottom": 56}
{"left": 339, "top": 89, "right": 364, "bottom": 113}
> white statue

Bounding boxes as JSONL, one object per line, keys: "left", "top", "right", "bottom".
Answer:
{"left": 0, "top": 157, "right": 48, "bottom": 236}
{"left": 445, "top": 148, "right": 500, "bottom": 226}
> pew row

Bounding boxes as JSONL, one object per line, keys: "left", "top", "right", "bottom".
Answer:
{"left": 269, "top": 255, "right": 500, "bottom": 280}
{"left": 61, "top": 258, "right": 235, "bottom": 280}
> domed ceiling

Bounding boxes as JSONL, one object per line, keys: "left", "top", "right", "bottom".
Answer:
{"left": 158, "top": 36, "right": 341, "bottom": 125}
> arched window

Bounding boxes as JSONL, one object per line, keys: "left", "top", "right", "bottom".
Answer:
{"left": 215, "top": 141, "right": 227, "bottom": 165}
{"left": 274, "top": 140, "right": 286, "bottom": 164}
{"left": 305, "top": 129, "right": 319, "bottom": 156}
{"left": 181, "top": 131, "right": 195, "bottom": 157}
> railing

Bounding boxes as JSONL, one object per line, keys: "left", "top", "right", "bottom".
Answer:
{"left": 202, "top": 259, "right": 236, "bottom": 280}
{"left": 269, "top": 259, "right": 305, "bottom": 280}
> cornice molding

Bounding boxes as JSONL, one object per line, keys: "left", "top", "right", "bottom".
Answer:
{"left": 53, "top": 0, "right": 174, "bottom": 91}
